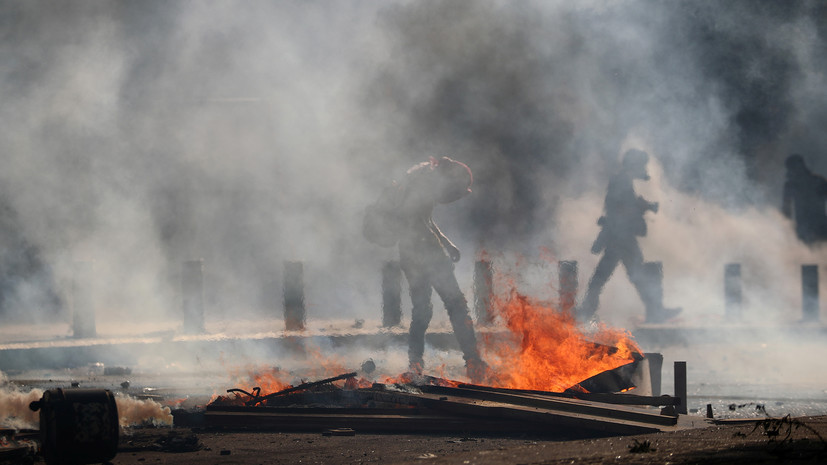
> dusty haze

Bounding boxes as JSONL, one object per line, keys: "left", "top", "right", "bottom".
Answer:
{"left": 0, "top": 1, "right": 826, "bottom": 391}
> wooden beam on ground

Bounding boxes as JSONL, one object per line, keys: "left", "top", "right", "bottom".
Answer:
{"left": 455, "top": 383, "right": 680, "bottom": 406}
{"left": 416, "top": 385, "right": 677, "bottom": 427}
{"left": 368, "top": 386, "right": 673, "bottom": 435}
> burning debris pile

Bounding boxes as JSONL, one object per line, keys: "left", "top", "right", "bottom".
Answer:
{"left": 205, "top": 365, "right": 679, "bottom": 437}
{"left": 197, "top": 277, "right": 675, "bottom": 437}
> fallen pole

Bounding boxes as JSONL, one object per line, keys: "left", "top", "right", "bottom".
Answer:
{"left": 415, "top": 384, "right": 678, "bottom": 427}
{"left": 453, "top": 383, "right": 680, "bottom": 407}
{"left": 237, "top": 372, "right": 358, "bottom": 406}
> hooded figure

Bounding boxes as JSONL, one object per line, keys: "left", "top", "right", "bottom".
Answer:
{"left": 396, "top": 156, "right": 488, "bottom": 383}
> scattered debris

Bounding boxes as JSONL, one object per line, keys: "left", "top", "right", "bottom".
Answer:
{"left": 104, "top": 367, "right": 132, "bottom": 376}
{"left": 628, "top": 438, "right": 656, "bottom": 453}
{"left": 226, "top": 372, "right": 357, "bottom": 407}
{"left": 152, "top": 431, "right": 202, "bottom": 453}
{"left": 207, "top": 373, "right": 679, "bottom": 437}
{"left": 361, "top": 360, "right": 376, "bottom": 374}
{"left": 749, "top": 415, "right": 827, "bottom": 459}
{"left": 322, "top": 428, "right": 356, "bottom": 436}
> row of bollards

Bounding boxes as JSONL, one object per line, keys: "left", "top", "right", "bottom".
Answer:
{"left": 70, "top": 258, "right": 822, "bottom": 338}
{"left": 71, "top": 259, "right": 310, "bottom": 338}
{"left": 724, "top": 263, "right": 820, "bottom": 322}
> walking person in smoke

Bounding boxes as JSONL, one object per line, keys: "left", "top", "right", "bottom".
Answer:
{"left": 375, "top": 156, "right": 488, "bottom": 383}
{"left": 782, "top": 154, "right": 827, "bottom": 245}
{"left": 578, "top": 149, "right": 680, "bottom": 325}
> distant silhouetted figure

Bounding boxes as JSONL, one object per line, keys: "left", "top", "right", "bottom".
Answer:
{"left": 579, "top": 149, "right": 680, "bottom": 324}
{"left": 782, "top": 154, "right": 827, "bottom": 245}
{"left": 396, "top": 157, "right": 488, "bottom": 383}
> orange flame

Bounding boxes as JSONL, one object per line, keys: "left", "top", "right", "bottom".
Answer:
{"left": 481, "top": 288, "right": 641, "bottom": 392}
{"left": 211, "top": 251, "right": 642, "bottom": 402}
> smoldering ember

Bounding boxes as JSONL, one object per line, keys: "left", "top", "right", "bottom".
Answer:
{"left": 2, "top": 1, "right": 827, "bottom": 464}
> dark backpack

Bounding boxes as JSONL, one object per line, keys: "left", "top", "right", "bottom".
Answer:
{"left": 363, "top": 181, "right": 405, "bottom": 247}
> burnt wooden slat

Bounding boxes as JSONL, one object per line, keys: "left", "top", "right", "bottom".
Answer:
{"left": 367, "top": 387, "right": 670, "bottom": 435}
{"left": 455, "top": 383, "right": 681, "bottom": 406}
{"left": 415, "top": 385, "right": 677, "bottom": 427}
{"left": 203, "top": 410, "right": 572, "bottom": 435}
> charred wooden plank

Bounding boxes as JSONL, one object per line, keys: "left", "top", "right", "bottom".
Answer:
{"left": 240, "top": 372, "right": 357, "bottom": 406}
{"left": 416, "top": 385, "right": 677, "bottom": 427}
{"left": 369, "top": 386, "right": 672, "bottom": 435}
{"left": 455, "top": 383, "right": 681, "bottom": 406}
{"left": 203, "top": 410, "right": 569, "bottom": 435}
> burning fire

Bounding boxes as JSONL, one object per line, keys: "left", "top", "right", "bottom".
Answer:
{"left": 211, "top": 253, "right": 642, "bottom": 405}
{"left": 481, "top": 289, "right": 641, "bottom": 392}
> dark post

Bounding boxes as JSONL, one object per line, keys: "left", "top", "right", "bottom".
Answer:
{"left": 802, "top": 265, "right": 819, "bottom": 322}
{"left": 644, "top": 352, "right": 663, "bottom": 397}
{"left": 381, "top": 261, "right": 402, "bottom": 327}
{"left": 283, "top": 261, "right": 306, "bottom": 331}
{"left": 72, "top": 260, "right": 96, "bottom": 338}
{"left": 674, "top": 360, "right": 688, "bottom": 415}
{"left": 473, "top": 259, "right": 494, "bottom": 325}
{"left": 558, "top": 260, "right": 578, "bottom": 315}
{"left": 642, "top": 261, "right": 663, "bottom": 323}
{"left": 182, "top": 259, "right": 205, "bottom": 334}
{"left": 724, "top": 263, "right": 742, "bottom": 320}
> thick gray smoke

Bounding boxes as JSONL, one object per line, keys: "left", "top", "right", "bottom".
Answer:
{"left": 0, "top": 0, "right": 825, "bottom": 387}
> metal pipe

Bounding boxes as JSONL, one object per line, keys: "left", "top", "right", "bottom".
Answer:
{"left": 182, "top": 259, "right": 205, "bottom": 334}
{"left": 71, "top": 260, "right": 96, "bottom": 339}
{"left": 802, "top": 264, "right": 819, "bottom": 322}
{"left": 283, "top": 261, "right": 306, "bottom": 331}
{"left": 674, "top": 361, "right": 687, "bottom": 415}
{"left": 558, "top": 260, "right": 578, "bottom": 315}
{"left": 724, "top": 263, "right": 742, "bottom": 320}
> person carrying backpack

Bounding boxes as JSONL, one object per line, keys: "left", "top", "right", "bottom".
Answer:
{"left": 366, "top": 156, "right": 488, "bottom": 383}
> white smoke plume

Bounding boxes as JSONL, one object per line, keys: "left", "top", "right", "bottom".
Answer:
{"left": 0, "top": 0, "right": 826, "bottom": 405}
{"left": 0, "top": 373, "right": 42, "bottom": 430}
{"left": 114, "top": 393, "right": 173, "bottom": 427}
{"left": 0, "top": 371, "right": 172, "bottom": 429}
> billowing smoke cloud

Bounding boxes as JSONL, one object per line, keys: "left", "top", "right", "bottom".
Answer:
{"left": 0, "top": 382, "right": 173, "bottom": 429}
{"left": 0, "top": 0, "right": 826, "bottom": 384}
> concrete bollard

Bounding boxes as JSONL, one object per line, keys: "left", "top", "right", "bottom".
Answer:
{"left": 558, "top": 260, "right": 578, "bottom": 315}
{"left": 644, "top": 352, "right": 663, "bottom": 397}
{"left": 724, "top": 263, "right": 742, "bottom": 320}
{"left": 283, "top": 261, "right": 306, "bottom": 331}
{"left": 473, "top": 259, "right": 494, "bottom": 325}
{"left": 801, "top": 265, "right": 819, "bottom": 322}
{"left": 381, "top": 261, "right": 402, "bottom": 327}
{"left": 642, "top": 261, "right": 663, "bottom": 323}
{"left": 674, "top": 360, "right": 687, "bottom": 415}
{"left": 182, "top": 259, "right": 205, "bottom": 334}
{"left": 71, "top": 260, "right": 96, "bottom": 339}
